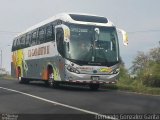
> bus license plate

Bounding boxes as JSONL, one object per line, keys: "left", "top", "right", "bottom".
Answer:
{"left": 91, "top": 76, "right": 99, "bottom": 81}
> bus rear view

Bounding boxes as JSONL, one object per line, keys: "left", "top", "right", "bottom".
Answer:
{"left": 11, "top": 13, "right": 128, "bottom": 90}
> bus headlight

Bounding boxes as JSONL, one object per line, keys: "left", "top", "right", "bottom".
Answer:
{"left": 67, "top": 65, "right": 80, "bottom": 74}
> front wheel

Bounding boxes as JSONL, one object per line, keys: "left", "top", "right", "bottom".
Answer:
{"left": 89, "top": 84, "right": 100, "bottom": 91}
{"left": 48, "top": 74, "right": 54, "bottom": 87}
{"left": 47, "top": 73, "right": 59, "bottom": 88}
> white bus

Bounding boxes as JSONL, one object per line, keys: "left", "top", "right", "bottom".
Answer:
{"left": 11, "top": 13, "right": 128, "bottom": 90}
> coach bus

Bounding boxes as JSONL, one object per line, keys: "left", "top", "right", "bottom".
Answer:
{"left": 11, "top": 13, "right": 128, "bottom": 90}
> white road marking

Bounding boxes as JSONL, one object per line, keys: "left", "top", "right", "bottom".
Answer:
{"left": 0, "top": 86, "right": 118, "bottom": 120}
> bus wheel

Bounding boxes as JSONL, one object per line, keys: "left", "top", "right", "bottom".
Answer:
{"left": 47, "top": 65, "right": 54, "bottom": 87}
{"left": 48, "top": 73, "right": 60, "bottom": 88}
{"left": 48, "top": 74, "right": 54, "bottom": 87}
{"left": 17, "top": 67, "right": 22, "bottom": 83}
{"left": 89, "top": 84, "right": 100, "bottom": 91}
{"left": 47, "top": 65, "right": 60, "bottom": 88}
{"left": 17, "top": 67, "right": 29, "bottom": 84}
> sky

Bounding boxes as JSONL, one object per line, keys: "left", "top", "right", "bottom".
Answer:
{"left": 0, "top": 0, "right": 160, "bottom": 72}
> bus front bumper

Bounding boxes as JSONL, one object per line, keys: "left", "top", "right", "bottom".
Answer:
{"left": 65, "top": 71, "right": 119, "bottom": 84}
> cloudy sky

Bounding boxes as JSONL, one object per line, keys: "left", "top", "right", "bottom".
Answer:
{"left": 0, "top": 0, "right": 160, "bottom": 72}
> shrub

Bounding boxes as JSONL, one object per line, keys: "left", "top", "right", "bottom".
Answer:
{"left": 142, "top": 62, "right": 160, "bottom": 87}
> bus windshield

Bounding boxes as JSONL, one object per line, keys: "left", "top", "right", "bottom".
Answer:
{"left": 65, "top": 24, "right": 119, "bottom": 66}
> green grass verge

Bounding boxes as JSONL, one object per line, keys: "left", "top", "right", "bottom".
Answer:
{"left": 104, "top": 79, "right": 160, "bottom": 95}
{"left": 0, "top": 75, "right": 16, "bottom": 80}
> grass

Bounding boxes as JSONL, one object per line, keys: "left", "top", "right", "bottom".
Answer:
{"left": 0, "top": 74, "right": 16, "bottom": 80}
{"left": 104, "top": 78, "right": 160, "bottom": 95}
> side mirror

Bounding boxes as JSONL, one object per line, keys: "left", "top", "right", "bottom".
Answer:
{"left": 95, "top": 28, "right": 100, "bottom": 35}
{"left": 94, "top": 28, "right": 100, "bottom": 41}
{"left": 117, "top": 28, "right": 128, "bottom": 46}
{"left": 55, "top": 25, "right": 70, "bottom": 43}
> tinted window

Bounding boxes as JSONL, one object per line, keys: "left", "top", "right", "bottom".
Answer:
{"left": 25, "top": 34, "right": 31, "bottom": 47}
{"left": 16, "top": 38, "right": 21, "bottom": 49}
{"left": 13, "top": 39, "right": 17, "bottom": 47}
{"left": 69, "top": 14, "right": 108, "bottom": 23}
{"left": 31, "top": 31, "right": 37, "bottom": 46}
{"left": 12, "top": 39, "right": 17, "bottom": 51}
{"left": 20, "top": 36, "right": 26, "bottom": 48}
{"left": 46, "top": 25, "right": 54, "bottom": 42}
{"left": 38, "top": 28, "right": 45, "bottom": 44}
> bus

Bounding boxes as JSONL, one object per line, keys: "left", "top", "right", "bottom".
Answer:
{"left": 11, "top": 13, "right": 128, "bottom": 90}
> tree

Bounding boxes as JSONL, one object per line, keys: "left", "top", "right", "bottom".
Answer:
{"left": 149, "top": 47, "right": 160, "bottom": 62}
{"left": 131, "top": 51, "right": 150, "bottom": 74}
{"left": 131, "top": 47, "right": 160, "bottom": 87}
{"left": 143, "top": 62, "right": 160, "bottom": 87}
{"left": 119, "top": 57, "right": 128, "bottom": 80}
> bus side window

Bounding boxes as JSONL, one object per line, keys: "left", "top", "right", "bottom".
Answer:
{"left": 38, "top": 28, "right": 45, "bottom": 44}
{"left": 16, "top": 38, "right": 20, "bottom": 50}
{"left": 53, "top": 27, "right": 55, "bottom": 41}
{"left": 25, "top": 34, "right": 31, "bottom": 47}
{"left": 56, "top": 28, "right": 64, "bottom": 56}
{"left": 46, "top": 25, "right": 54, "bottom": 42}
{"left": 12, "top": 39, "right": 17, "bottom": 51}
{"left": 20, "top": 36, "right": 25, "bottom": 49}
{"left": 31, "top": 31, "right": 37, "bottom": 46}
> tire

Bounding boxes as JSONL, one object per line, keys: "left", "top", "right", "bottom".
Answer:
{"left": 89, "top": 84, "right": 100, "bottom": 91}
{"left": 47, "top": 73, "right": 59, "bottom": 88}
{"left": 47, "top": 65, "right": 60, "bottom": 88}
{"left": 17, "top": 67, "right": 29, "bottom": 84}
{"left": 19, "top": 77, "right": 29, "bottom": 84}
{"left": 18, "top": 76, "right": 23, "bottom": 83}
{"left": 48, "top": 74, "right": 54, "bottom": 87}
{"left": 17, "top": 67, "right": 23, "bottom": 83}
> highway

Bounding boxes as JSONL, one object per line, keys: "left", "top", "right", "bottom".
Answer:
{"left": 0, "top": 79, "right": 160, "bottom": 120}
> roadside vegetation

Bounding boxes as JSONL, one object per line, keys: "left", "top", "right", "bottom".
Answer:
{"left": 106, "top": 47, "right": 160, "bottom": 95}
{"left": 0, "top": 74, "right": 16, "bottom": 80}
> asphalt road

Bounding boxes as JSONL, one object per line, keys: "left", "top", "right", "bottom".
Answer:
{"left": 0, "top": 79, "right": 160, "bottom": 120}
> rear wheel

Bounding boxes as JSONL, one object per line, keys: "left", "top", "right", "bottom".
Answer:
{"left": 47, "top": 65, "right": 59, "bottom": 88}
{"left": 17, "top": 67, "right": 29, "bottom": 84}
{"left": 89, "top": 84, "right": 100, "bottom": 90}
{"left": 17, "top": 67, "right": 22, "bottom": 83}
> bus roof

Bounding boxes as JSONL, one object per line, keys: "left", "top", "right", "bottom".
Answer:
{"left": 15, "top": 13, "right": 114, "bottom": 37}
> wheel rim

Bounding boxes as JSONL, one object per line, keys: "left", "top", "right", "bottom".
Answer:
{"left": 18, "top": 76, "right": 21, "bottom": 81}
{"left": 48, "top": 73, "right": 54, "bottom": 87}
{"left": 18, "top": 67, "right": 21, "bottom": 82}
{"left": 48, "top": 78, "right": 54, "bottom": 87}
